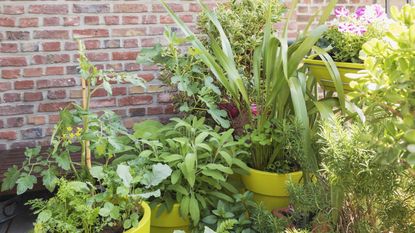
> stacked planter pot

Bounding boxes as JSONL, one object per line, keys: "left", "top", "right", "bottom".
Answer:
{"left": 125, "top": 202, "right": 151, "bottom": 233}
{"left": 150, "top": 204, "right": 190, "bottom": 233}
{"left": 242, "top": 168, "right": 303, "bottom": 211}
{"left": 304, "top": 59, "right": 364, "bottom": 92}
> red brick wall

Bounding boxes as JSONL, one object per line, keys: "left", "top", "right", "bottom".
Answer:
{"left": 0, "top": 0, "right": 375, "bottom": 151}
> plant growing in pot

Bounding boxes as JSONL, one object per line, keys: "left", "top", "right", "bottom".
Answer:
{"left": 158, "top": 0, "right": 340, "bottom": 211}
{"left": 131, "top": 116, "right": 250, "bottom": 232}
{"left": 304, "top": 4, "right": 388, "bottom": 92}
{"left": 0, "top": 42, "right": 166, "bottom": 233}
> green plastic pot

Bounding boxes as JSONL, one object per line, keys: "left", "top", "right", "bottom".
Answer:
{"left": 151, "top": 203, "right": 190, "bottom": 233}
{"left": 241, "top": 168, "right": 303, "bottom": 211}
{"left": 124, "top": 202, "right": 151, "bottom": 233}
{"left": 304, "top": 59, "right": 364, "bottom": 92}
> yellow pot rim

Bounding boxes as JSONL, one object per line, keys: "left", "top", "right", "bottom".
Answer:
{"left": 304, "top": 58, "right": 364, "bottom": 69}
{"left": 151, "top": 203, "right": 189, "bottom": 228}
{"left": 246, "top": 167, "right": 303, "bottom": 177}
{"left": 124, "top": 202, "right": 151, "bottom": 233}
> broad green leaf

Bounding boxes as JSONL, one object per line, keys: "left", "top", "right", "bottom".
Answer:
{"left": 117, "top": 164, "right": 133, "bottom": 187}
{"left": 201, "top": 169, "right": 226, "bottom": 182}
{"left": 202, "top": 215, "right": 217, "bottom": 225}
{"left": 141, "top": 163, "right": 172, "bottom": 187}
{"left": 210, "top": 191, "right": 233, "bottom": 203}
{"left": 68, "top": 181, "right": 89, "bottom": 193}
{"left": 55, "top": 151, "right": 71, "bottom": 171}
{"left": 90, "top": 166, "right": 104, "bottom": 180}
{"left": 37, "top": 210, "right": 52, "bottom": 223}
{"left": 205, "top": 164, "right": 233, "bottom": 174}
{"left": 133, "top": 120, "right": 164, "bottom": 140}
{"left": 189, "top": 194, "right": 200, "bottom": 224}
{"left": 138, "top": 190, "right": 161, "bottom": 199}
{"left": 180, "top": 195, "right": 190, "bottom": 218}
{"left": 184, "top": 153, "right": 196, "bottom": 187}
{"left": 41, "top": 169, "right": 58, "bottom": 192}
{"left": 1, "top": 165, "right": 20, "bottom": 191}
{"left": 171, "top": 170, "right": 181, "bottom": 184}
{"left": 16, "top": 175, "right": 37, "bottom": 195}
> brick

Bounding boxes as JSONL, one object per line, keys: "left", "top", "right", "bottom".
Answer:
{"left": 45, "top": 67, "right": 64, "bottom": 76}
{"left": 152, "top": 3, "right": 184, "bottom": 12}
{"left": 0, "top": 17, "right": 15, "bottom": 27}
{"left": 66, "top": 66, "right": 78, "bottom": 75}
{"left": 112, "top": 87, "right": 127, "bottom": 96}
{"left": 28, "top": 116, "right": 46, "bottom": 125}
{"left": 38, "top": 102, "right": 72, "bottom": 112}
{"left": 104, "top": 16, "right": 119, "bottom": 25}
{"left": 0, "top": 82, "right": 12, "bottom": 92}
{"left": 165, "top": 104, "right": 176, "bottom": 114}
{"left": 85, "top": 52, "right": 109, "bottom": 61}
{"left": 64, "top": 42, "right": 78, "bottom": 51}
{"left": 148, "top": 106, "right": 163, "bottom": 115}
{"left": 148, "top": 26, "right": 164, "bottom": 36}
{"left": 0, "top": 131, "right": 17, "bottom": 140}
{"left": 11, "top": 141, "right": 36, "bottom": 150}
{"left": 90, "top": 98, "right": 116, "bottom": 108}
{"left": 32, "top": 55, "right": 47, "bottom": 65}
{"left": 123, "top": 16, "right": 140, "bottom": 25}
{"left": 23, "top": 68, "right": 43, "bottom": 77}
{"left": 15, "top": 80, "right": 34, "bottom": 90}
{"left": 70, "top": 90, "right": 82, "bottom": 99}
{"left": 123, "top": 39, "right": 138, "bottom": 48}
{"left": 106, "top": 63, "right": 123, "bottom": 71}
{"left": 29, "top": 5, "right": 68, "bottom": 14}
{"left": 6, "top": 31, "right": 29, "bottom": 40}
{"left": 24, "top": 92, "right": 43, "bottom": 101}
{"left": 21, "top": 42, "right": 39, "bottom": 52}
{"left": 42, "top": 42, "right": 60, "bottom": 51}
{"left": 84, "top": 40, "right": 101, "bottom": 50}
{"left": 73, "top": 29, "right": 109, "bottom": 38}
{"left": 0, "top": 120, "right": 3, "bottom": 128}
{"left": 1, "top": 57, "right": 27, "bottom": 67}
{"left": 3, "top": 5, "right": 25, "bottom": 15}
{"left": 63, "top": 16, "right": 80, "bottom": 26}
{"left": 3, "top": 93, "right": 21, "bottom": 102}
{"left": 158, "top": 93, "right": 172, "bottom": 103}
{"left": 7, "top": 117, "right": 24, "bottom": 127}
{"left": 119, "top": 95, "right": 153, "bottom": 106}
{"left": 142, "top": 15, "right": 157, "bottom": 24}
{"left": 112, "top": 28, "right": 146, "bottom": 37}
{"left": 46, "top": 54, "right": 70, "bottom": 64}
{"left": 104, "top": 39, "right": 120, "bottom": 48}
{"left": 47, "top": 90, "right": 66, "bottom": 100}
{"left": 112, "top": 51, "right": 138, "bottom": 60}
{"left": 43, "top": 17, "right": 60, "bottom": 26}
{"left": 19, "top": 18, "right": 38, "bottom": 28}
{"left": 0, "top": 105, "right": 33, "bottom": 116}
{"left": 141, "top": 38, "right": 158, "bottom": 47}
{"left": 34, "top": 30, "right": 69, "bottom": 39}
{"left": 84, "top": 16, "right": 99, "bottom": 25}
{"left": 21, "top": 128, "right": 43, "bottom": 139}
{"left": 37, "top": 78, "right": 76, "bottom": 89}
{"left": 1, "top": 69, "right": 20, "bottom": 79}
{"left": 129, "top": 107, "right": 146, "bottom": 117}
{"left": 73, "top": 4, "right": 110, "bottom": 13}
{"left": 114, "top": 4, "right": 147, "bottom": 13}
{"left": 125, "top": 63, "right": 140, "bottom": 71}
{"left": 90, "top": 89, "right": 107, "bottom": 97}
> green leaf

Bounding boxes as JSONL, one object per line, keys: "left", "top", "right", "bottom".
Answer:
{"left": 171, "top": 170, "right": 181, "bottom": 184}
{"left": 189, "top": 194, "right": 200, "bottom": 224}
{"left": 210, "top": 191, "right": 233, "bottom": 203}
{"left": 133, "top": 120, "right": 164, "bottom": 139}
{"left": 141, "top": 163, "right": 172, "bottom": 187}
{"left": 117, "top": 164, "right": 133, "bottom": 187}
{"left": 202, "top": 215, "right": 218, "bottom": 225}
{"left": 68, "top": 181, "right": 89, "bottom": 193}
{"left": 90, "top": 166, "right": 104, "bottom": 180}
{"left": 41, "top": 169, "right": 58, "bottom": 192}
{"left": 138, "top": 190, "right": 161, "bottom": 199}
{"left": 99, "top": 202, "right": 114, "bottom": 217}
{"left": 184, "top": 153, "right": 196, "bottom": 187}
{"left": 55, "top": 151, "right": 71, "bottom": 171}
{"left": 205, "top": 164, "right": 233, "bottom": 174}
{"left": 201, "top": 169, "right": 225, "bottom": 182}
{"left": 103, "top": 81, "right": 112, "bottom": 95}
{"left": 1, "top": 165, "right": 20, "bottom": 191}
{"left": 37, "top": 210, "right": 52, "bottom": 223}
{"left": 180, "top": 195, "right": 190, "bottom": 218}
{"left": 16, "top": 175, "right": 37, "bottom": 195}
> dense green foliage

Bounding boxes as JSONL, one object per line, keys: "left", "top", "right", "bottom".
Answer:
{"left": 350, "top": 4, "right": 415, "bottom": 167}
{"left": 132, "top": 117, "right": 249, "bottom": 225}
{"left": 137, "top": 0, "right": 285, "bottom": 129}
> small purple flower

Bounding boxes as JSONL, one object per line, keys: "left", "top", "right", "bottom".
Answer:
{"left": 251, "top": 104, "right": 258, "bottom": 116}
{"left": 335, "top": 6, "right": 349, "bottom": 18}
{"left": 338, "top": 22, "right": 348, "bottom": 33}
{"left": 355, "top": 7, "right": 366, "bottom": 18}
{"left": 373, "top": 4, "right": 386, "bottom": 18}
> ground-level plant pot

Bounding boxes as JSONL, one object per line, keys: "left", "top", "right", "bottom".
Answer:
{"left": 124, "top": 202, "right": 151, "bottom": 233}
{"left": 304, "top": 59, "right": 364, "bottom": 92}
{"left": 150, "top": 203, "right": 190, "bottom": 233}
{"left": 241, "top": 168, "right": 303, "bottom": 211}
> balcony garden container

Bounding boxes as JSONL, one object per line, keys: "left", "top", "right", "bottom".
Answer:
{"left": 125, "top": 202, "right": 151, "bottom": 233}
{"left": 150, "top": 203, "right": 190, "bottom": 233}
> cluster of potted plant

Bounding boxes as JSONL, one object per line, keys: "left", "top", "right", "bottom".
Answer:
{"left": 2, "top": 0, "right": 415, "bottom": 232}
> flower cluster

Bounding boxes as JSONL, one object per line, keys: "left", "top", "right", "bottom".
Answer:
{"left": 333, "top": 5, "right": 386, "bottom": 35}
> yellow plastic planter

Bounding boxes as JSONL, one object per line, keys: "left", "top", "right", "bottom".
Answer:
{"left": 304, "top": 59, "right": 364, "bottom": 92}
{"left": 124, "top": 202, "right": 151, "bottom": 233}
{"left": 241, "top": 168, "right": 303, "bottom": 211}
{"left": 151, "top": 203, "right": 190, "bottom": 233}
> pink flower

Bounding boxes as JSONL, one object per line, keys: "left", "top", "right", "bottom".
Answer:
{"left": 251, "top": 104, "right": 258, "bottom": 116}
{"left": 355, "top": 7, "right": 366, "bottom": 18}
{"left": 335, "top": 6, "right": 349, "bottom": 18}
{"left": 218, "top": 103, "right": 239, "bottom": 119}
{"left": 373, "top": 4, "right": 386, "bottom": 18}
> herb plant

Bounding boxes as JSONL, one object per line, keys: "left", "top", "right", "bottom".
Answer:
{"left": 131, "top": 116, "right": 250, "bottom": 226}
{"left": 137, "top": 0, "right": 285, "bottom": 129}
{"left": 158, "top": 0, "right": 340, "bottom": 181}
{"left": 0, "top": 42, "right": 165, "bottom": 233}
{"left": 317, "top": 5, "right": 387, "bottom": 63}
